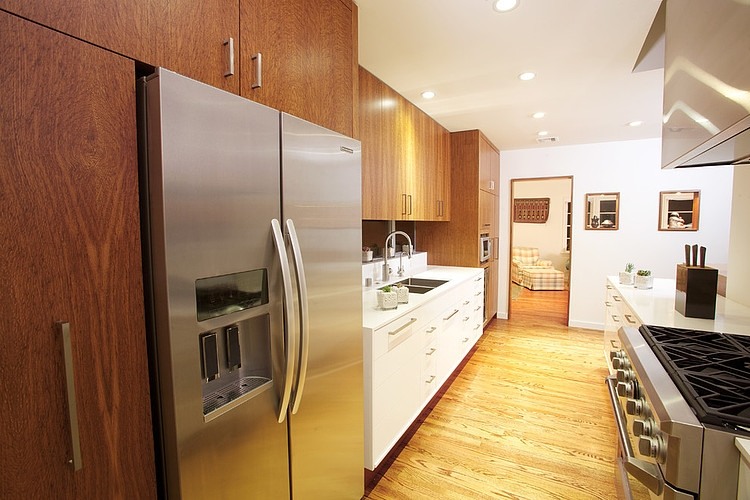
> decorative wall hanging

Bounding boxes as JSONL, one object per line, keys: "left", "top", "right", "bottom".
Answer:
{"left": 513, "top": 198, "right": 550, "bottom": 223}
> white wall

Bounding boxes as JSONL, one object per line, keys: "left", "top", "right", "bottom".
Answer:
{"left": 512, "top": 178, "right": 571, "bottom": 272}
{"left": 498, "top": 138, "right": 734, "bottom": 329}
{"left": 727, "top": 167, "right": 750, "bottom": 306}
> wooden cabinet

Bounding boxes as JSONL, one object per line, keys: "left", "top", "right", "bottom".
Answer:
{"left": 359, "top": 67, "right": 451, "bottom": 221}
{"left": 479, "top": 133, "right": 500, "bottom": 194}
{"left": 0, "top": 12, "right": 156, "bottom": 498}
{"left": 0, "top": 0, "right": 240, "bottom": 93}
{"left": 241, "top": 0, "right": 357, "bottom": 137}
{"left": 418, "top": 129, "right": 500, "bottom": 324}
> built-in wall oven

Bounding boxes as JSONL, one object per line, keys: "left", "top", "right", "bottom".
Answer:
{"left": 607, "top": 325, "right": 749, "bottom": 499}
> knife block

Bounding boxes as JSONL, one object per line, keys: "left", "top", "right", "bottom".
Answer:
{"left": 675, "top": 264, "right": 718, "bottom": 319}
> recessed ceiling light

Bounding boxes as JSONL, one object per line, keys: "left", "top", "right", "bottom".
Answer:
{"left": 518, "top": 72, "right": 536, "bottom": 81}
{"left": 628, "top": 120, "right": 643, "bottom": 127}
{"left": 421, "top": 90, "right": 436, "bottom": 99}
{"left": 493, "top": 0, "right": 519, "bottom": 12}
{"left": 532, "top": 111, "right": 545, "bottom": 119}
{"left": 537, "top": 131, "right": 549, "bottom": 137}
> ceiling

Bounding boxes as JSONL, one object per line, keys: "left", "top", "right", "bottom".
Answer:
{"left": 356, "top": 0, "right": 665, "bottom": 152}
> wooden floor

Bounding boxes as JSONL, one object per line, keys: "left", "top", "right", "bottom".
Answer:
{"left": 365, "top": 289, "right": 617, "bottom": 499}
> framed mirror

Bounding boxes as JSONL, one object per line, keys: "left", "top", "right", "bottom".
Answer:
{"left": 585, "top": 192, "right": 619, "bottom": 230}
{"left": 659, "top": 190, "right": 700, "bottom": 231}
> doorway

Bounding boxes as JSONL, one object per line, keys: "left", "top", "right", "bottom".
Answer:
{"left": 508, "top": 176, "right": 572, "bottom": 325}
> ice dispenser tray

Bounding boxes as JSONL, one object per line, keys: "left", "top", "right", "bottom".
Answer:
{"left": 200, "top": 314, "right": 273, "bottom": 421}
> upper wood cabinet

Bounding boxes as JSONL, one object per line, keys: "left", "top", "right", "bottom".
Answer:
{"left": 0, "top": 12, "right": 156, "bottom": 497}
{"left": 479, "top": 133, "right": 500, "bottom": 194}
{"left": 359, "top": 67, "right": 450, "bottom": 221}
{"left": 0, "top": 0, "right": 240, "bottom": 93}
{"left": 240, "top": 0, "right": 357, "bottom": 137}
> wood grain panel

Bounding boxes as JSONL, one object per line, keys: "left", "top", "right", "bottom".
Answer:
{"left": 366, "top": 304, "right": 617, "bottom": 499}
{"left": 0, "top": 13, "right": 156, "bottom": 497}
{"left": 0, "top": 0, "right": 160, "bottom": 64}
{"left": 241, "top": 0, "right": 354, "bottom": 136}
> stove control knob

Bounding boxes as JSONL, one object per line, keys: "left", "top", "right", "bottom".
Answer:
{"left": 626, "top": 398, "right": 644, "bottom": 416}
{"left": 612, "top": 356, "right": 631, "bottom": 370}
{"left": 616, "top": 368, "right": 634, "bottom": 383}
{"left": 633, "top": 418, "right": 654, "bottom": 436}
{"left": 609, "top": 349, "right": 625, "bottom": 361}
{"left": 638, "top": 435, "right": 666, "bottom": 463}
{"left": 616, "top": 380, "right": 638, "bottom": 399}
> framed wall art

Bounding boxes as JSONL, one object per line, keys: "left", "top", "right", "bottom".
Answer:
{"left": 513, "top": 197, "right": 550, "bottom": 223}
{"left": 585, "top": 192, "right": 619, "bottom": 230}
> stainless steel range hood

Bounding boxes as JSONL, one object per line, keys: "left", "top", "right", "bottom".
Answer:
{"left": 654, "top": 0, "right": 750, "bottom": 168}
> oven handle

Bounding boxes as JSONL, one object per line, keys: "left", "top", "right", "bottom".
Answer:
{"left": 606, "top": 376, "right": 665, "bottom": 496}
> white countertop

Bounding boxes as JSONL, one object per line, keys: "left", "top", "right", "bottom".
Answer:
{"left": 363, "top": 266, "right": 483, "bottom": 331}
{"left": 607, "top": 276, "right": 750, "bottom": 335}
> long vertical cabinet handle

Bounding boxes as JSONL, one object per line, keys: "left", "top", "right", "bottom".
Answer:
{"left": 271, "top": 219, "right": 297, "bottom": 423}
{"left": 286, "top": 219, "right": 309, "bottom": 414}
{"left": 251, "top": 53, "right": 263, "bottom": 89}
{"left": 57, "top": 322, "right": 82, "bottom": 471}
{"left": 223, "top": 38, "right": 235, "bottom": 77}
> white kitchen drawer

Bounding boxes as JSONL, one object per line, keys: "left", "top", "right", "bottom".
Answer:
{"left": 372, "top": 325, "right": 422, "bottom": 389}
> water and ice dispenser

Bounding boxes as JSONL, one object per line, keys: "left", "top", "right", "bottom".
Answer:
{"left": 195, "top": 269, "right": 274, "bottom": 420}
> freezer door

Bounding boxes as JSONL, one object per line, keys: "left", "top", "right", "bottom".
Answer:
{"left": 142, "top": 69, "right": 290, "bottom": 499}
{"left": 280, "top": 113, "right": 364, "bottom": 499}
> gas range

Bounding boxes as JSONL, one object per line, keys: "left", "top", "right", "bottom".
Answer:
{"left": 609, "top": 324, "right": 750, "bottom": 499}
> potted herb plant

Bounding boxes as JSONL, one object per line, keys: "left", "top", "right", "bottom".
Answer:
{"left": 376, "top": 285, "right": 398, "bottom": 310}
{"left": 362, "top": 246, "right": 373, "bottom": 262}
{"left": 619, "top": 263, "right": 635, "bottom": 285}
{"left": 634, "top": 269, "right": 653, "bottom": 289}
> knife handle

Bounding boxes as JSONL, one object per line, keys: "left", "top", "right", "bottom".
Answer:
{"left": 692, "top": 244, "right": 698, "bottom": 266}
{"left": 699, "top": 246, "right": 706, "bottom": 268}
{"left": 684, "top": 244, "right": 690, "bottom": 266}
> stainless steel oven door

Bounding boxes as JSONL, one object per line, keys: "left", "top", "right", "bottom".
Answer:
{"left": 479, "top": 235, "right": 490, "bottom": 263}
{"left": 606, "top": 377, "right": 695, "bottom": 500}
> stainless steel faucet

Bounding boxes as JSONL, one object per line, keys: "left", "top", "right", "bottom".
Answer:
{"left": 383, "top": 230, "right": 412, "bottom": 280}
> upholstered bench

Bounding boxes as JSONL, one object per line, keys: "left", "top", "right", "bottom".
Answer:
{"left": 520, "top": 267, "right": 565, "bottom": 291}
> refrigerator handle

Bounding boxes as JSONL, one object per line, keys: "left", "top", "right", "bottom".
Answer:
{"left": 286, "top": 219, "right": 309, "bottom": 414}
{"left": 271, "top": 219, "right": 297, "bottom": 423}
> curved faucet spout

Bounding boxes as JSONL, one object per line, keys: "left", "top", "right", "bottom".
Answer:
{"left": 383, "top": 230, "right": 413, "bottom": 280}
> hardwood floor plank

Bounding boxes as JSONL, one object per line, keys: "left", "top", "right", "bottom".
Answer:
{"left": 365, "top": 291, "right": 617, "bottom": 499}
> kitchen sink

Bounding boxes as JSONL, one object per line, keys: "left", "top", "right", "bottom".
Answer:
{"left": 383, "top": 278, "right": 448, "bottom": 295}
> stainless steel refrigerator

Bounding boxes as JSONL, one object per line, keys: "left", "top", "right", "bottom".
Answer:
{"left": 138, "top": 68, "right": 363, "bottom": 499}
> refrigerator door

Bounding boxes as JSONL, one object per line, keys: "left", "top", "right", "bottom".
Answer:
{"left": 280, "top": 113, "right": 364, "bottom": 499}
{"left": 142, "top": 69, "right": 290, "bottom": 499}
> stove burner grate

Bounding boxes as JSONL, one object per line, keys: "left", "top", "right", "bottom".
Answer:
{"left": 639, "top": 325, "right": 750, "bottom": 429}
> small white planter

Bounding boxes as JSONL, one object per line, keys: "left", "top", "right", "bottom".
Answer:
{"left": 396, "top": 285, "right": 409, "bottom": 304}
{"left": 362, "top": 250, "right": 373, "bottom": 262}
{"left": 618, "top": 271, "right": 634, "bottom": 285}
{"left": 377, "top": 290, "right": 398, "bottom": 310}
{"left": 634, "top": 275, "right": 653, "bottom": 289}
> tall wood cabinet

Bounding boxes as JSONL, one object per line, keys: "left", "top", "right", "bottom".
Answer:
{"left": 417, "top": 130, "right": 500, "bottom": 324}
{"left": 0, "top": 12, "right": 156, "bottom": 498}
{"left": 359, "top": 67, "right": 450, "bottom": 221}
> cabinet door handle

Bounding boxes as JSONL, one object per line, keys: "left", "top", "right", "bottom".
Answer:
{"left": 462, "top": 316, "right": 470, "bottom": 322}
{"left": 426, "top": 326, "right": 437, "bottom": 333}
{"left": 474, "top": 324, "right": 482, "bottom": 330}
{"left": 624, "top": 314, "right": 637, "bottom": 324}
{"left": 401, "top": 194, "right": 407, "bottom": 216}
{"left": 443, "top": 309, "right": 459, "bottom": 321}
{"left": 57, "top": 322, "right": 82, "bottom": 471}
{"left": 251, "top": 52, "right": 263, "bottom": 89}
{"left": 462, "top": 337, "right": 470, "bottom": 343}
{"left": 388, "top": 317, "right": 418, "bottom": 336}
{"left": 605, "top": 301, "right": 612, "bottom": 307}
{"left": 613, "top": 295, "right": 621, "bottom": 302}
{"left": 611, "top": 314, "right": 620, "bottom": 323}
{"left": 223, "top": 38, "right": 235, "bottom": 77}
{"left": 474, "top": 306, "right": 481, "bottom": 312}
{"left": 425, "top": 375, "right": 436, "bottom": 384}
{"left": 408, "top": 195, "right": 413, "bottom": 215}
{"left": 426, "top": 347, "right": 437, "bottom": 356}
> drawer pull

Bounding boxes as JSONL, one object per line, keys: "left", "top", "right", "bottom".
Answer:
{"left": 426, "top": 326, "right": 437, "bottom": 333}
{"left": 426, "top": 347, "right": 437, "bottom": 356}
{"left": 605, "top": 301, "right": 612, "bottom": 307}
{"left": 474, "top": 291, "right": 482, "bottom": 297}
{"left": 463, "top": 300, "right": 470, "bottom": 306}
{"left": 624, "top": 314, "right": 637, "bottom": 324}
{"left": 425, "top": 375, "right": 436, "bottom": 384}
{"left": 462, "top": 337, "right": 470, "bottom": 343}
{"left": 613, "top": 296, "right": 622, "bottom": 302}
{"left": 462, "top": 316, "right": 470, "bottom": 322}
{"left": 474, "top": 324, "right": 481, "bottom": 330}
{"left": 474, "top": 276, "right": 482, "bottom": 282}
{"left": 443, "top": 309, "right": 459, "bottom": 321}
{"left": 388, "top": 317, "right": 417, "bottom": 336}
{"left": 611, "top": 314, "right": 620, "bottom": 323}
{"left": 474, "top": 306, "right": 481, "bottom": 312}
